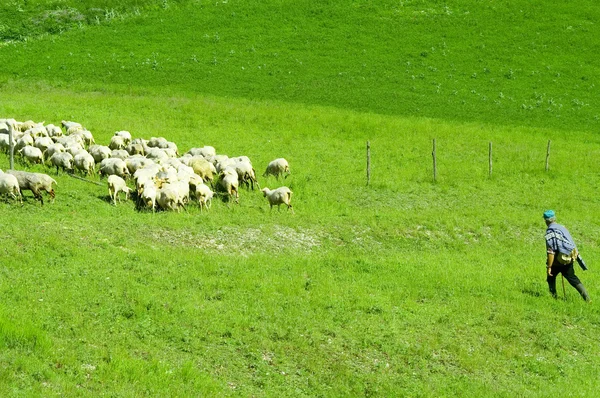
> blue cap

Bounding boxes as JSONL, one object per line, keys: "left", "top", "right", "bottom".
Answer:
{"left": 543, "top": 210, "right": 555, "bottom": 219}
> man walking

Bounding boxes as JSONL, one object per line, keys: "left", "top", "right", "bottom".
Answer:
{"left": 544, "top": 210, "right": 590, "bottom": 301}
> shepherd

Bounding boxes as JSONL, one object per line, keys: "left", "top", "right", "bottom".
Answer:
{"left": 543, "top": 210, "right": 590, "bottom": 302}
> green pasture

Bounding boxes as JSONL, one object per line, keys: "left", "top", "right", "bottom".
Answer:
{"left": 1, "top": 0, "right": 600, "bottom": 396}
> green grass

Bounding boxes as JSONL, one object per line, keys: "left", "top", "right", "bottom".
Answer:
{"left": 1, "top": 0, "right": 599, "bottom": 131}
{"left": 2, "top": 88, "right": 600, "bottom": 396}
{"left": 1, "top": 1, "right": 600, "bottom": 396}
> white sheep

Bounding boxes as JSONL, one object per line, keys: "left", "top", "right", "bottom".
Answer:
{"left": 194, "top": 182, "right": 213, "bottom": 211}
{"left": 261, "top": 186, "right": 294, "bottom": 213}
{"left": 73, "top": 151, "right": 96, "bottom": 175}
{"left": 88, "top": 145, "right": 112, "bottom": 163}
{"left": 49, "top": 152, "right": 74, "bottom": 173}
{"left": 99, "top": 158, "right": 129, "bottom": 179}
{"left": 43, "top": 143, "right": 65, "bottom": 162}
{"left": 114, "top": 131, "right": 132, "bottom": 145}
{"left": 263, "top": 158, "right": 290, "bottom": 179}
{"left": 109, "top": 135, "right": 126, "bottom": 150}
{"left": 7, "top": 170, "right": 57, "bottom": 205}
{"left": 157, "top": 185, "right": 185, "bottom": 212}
{"left": 34, "top": 136, "right": 54, "bottom": 153}
{"left": 218, "top": 167, "right": 239, "bottom": 204}
{"left": 139, "top": 180, "right": 157, "bottom": 212}
{"left": 0, "top": 170, "right": 22, "bottom": 204}
{"left": 19, "top": 146, "right": 44, "bottom": 165}
{"left": 107, "top": 175, "right": 132, "bottom": 205}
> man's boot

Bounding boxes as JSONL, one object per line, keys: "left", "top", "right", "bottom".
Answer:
{"left": 574, "top": 283, "right": 590, "bottom": 302}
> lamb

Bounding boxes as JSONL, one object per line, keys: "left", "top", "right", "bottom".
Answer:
{"left": 49, "top": 152, "right": 74, "bottom": 173}
{"left": 19, "top": 146, "right": 44, "bottom": 165}
{"left": 7, "top": 170, "right": 57, "bottom": 205}
{"left": 261, "top": 186, "right": 294, "bottom": 213}
{"left": 73, "top": 152, "right": 96, "bottom": 175}
{"left": 263, "top": 158, "right": 290, "bottom": 179}
{"left": 107, "top": 175, "right": 132, "bottom": 205}
{"left": 0, "top": 170, "right": 22, "bottom": 204}
{"left": 99, "top": 158, "right": 129, "bottom": 179}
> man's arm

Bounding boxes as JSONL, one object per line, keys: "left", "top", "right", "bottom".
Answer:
{"left": 547, "top": 252, "right": 554, "bottom": 276}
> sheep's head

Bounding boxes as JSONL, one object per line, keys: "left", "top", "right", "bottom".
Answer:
{"left": 261, "top": 187, "right": 270, "bottom": 197}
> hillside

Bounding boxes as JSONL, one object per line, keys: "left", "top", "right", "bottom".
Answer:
{"left": 1, "top": 1, "right": 600, "bottom": 397}
{"left": 1, "top": 0, "right": 598, "bottom": 131}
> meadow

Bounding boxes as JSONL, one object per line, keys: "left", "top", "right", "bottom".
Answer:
{"left": 1, "top": 1, "right": 600, "bottom": 396}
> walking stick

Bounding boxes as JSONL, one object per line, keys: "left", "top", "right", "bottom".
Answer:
{"left": 561, "top": 274, "right": 567, "bottom": 300}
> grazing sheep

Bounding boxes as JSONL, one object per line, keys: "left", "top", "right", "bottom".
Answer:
{"left": 263, "top": 158, "right": 290, "bottom": 179}
{"left": 88, "top": 145, "right": 112, "bottom": 163}
{"left": 61, "top": 120, "right": 82, "bottom": 131}
{"left": 186, "top": 146, "right": 216, "bottom": 158}
{"left": 188, "top": 156, "right": 214, "bottom": 183}
{"left": 139, "top": 180, "right": 157, "bottom": 212}
{"left": 218, "top": 167, "right": 239, "bottom": 204}
{"left": 148, "top": 136, "right": 169, "bottom": 149}
{"left": 73, "top": 152, "right": 96, "bottom": 175}
{"left": 193, "top": 182, "right": 213, "bottom": 211}
{"left": 107, "top": 175, "right": 132, "bottom": 205}
{"left": 261, "top": 186, "right": 293, "bottom": 213}
{"left": 126, "top": 156, "right": 154, "bottom": 175}
{"left": 19, "top": 146, "right": 44, "bottom": 165}
{"left": 110, "top": 149, "right": 130, "bottom": 160}
{"left": 114, "top": 131, "right": 132, "bottom": 145}
{"left": 99, "top": 158, "right": 129, "bottom": 179}
{"left": 45, "top": 124, "right": 63, "bottom": 138}
{"left": 14, "top": 134, "right": 34, "bottom": 151}
{"left": 126, "top": 142, "right": 145, "bottom": 156}
{"left": 71, "top": 129, "right": 95, "bottom": 147}
{"left": 109, "top": 135, "right": 126, "bottom": 150}
{"left": 43, "top": 143, "right": 65, "bottom": 162}
{"left": 157, "top": 185, "right": 185, "bottom": 212}
{"left": 34, "top": 136, "right": 54, "bottom": 153}
{"left": 232, "top": 159, "right": 258, "bottom": 190}
{"left": 0, "top": 170, "right": 22, "bottom": 204}
{"left": 49, "top": 152, "right": 74, "bottom": 173}
{"left": 7, "top": 170, "right": 56, "bottom": 205}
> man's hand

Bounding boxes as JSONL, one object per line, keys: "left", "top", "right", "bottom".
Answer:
{"left": 547, "top": 267, "right": 553, "bottom": 277}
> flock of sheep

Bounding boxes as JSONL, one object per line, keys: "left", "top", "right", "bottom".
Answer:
{"left": 0, "top": 118, "right": 294, "bottom": 212}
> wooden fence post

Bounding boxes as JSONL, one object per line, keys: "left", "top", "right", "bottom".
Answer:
{"left": 366, "top": 141, "right": 371, "bottom": 186}
{"left": 545, "top": 140, "right": 551, "bottom": 171}
{"left": 489, "top": 142, "right": 493, "bottom": 178}
{"left": 8, "top": 122, "right": 14, "bottom": 170}
{"left": 432, "top": 138, "right": 437, "bottom": 182}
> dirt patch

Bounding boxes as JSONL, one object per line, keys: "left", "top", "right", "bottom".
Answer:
{"left": 150, "top": 225, "right": 324, "bottom": 256}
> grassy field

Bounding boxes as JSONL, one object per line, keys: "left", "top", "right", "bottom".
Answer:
{"left": 1, "top": 1, "right": 600, "bottom": 397}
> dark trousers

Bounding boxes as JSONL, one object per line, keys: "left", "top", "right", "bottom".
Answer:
{"left": 547, "top": 260, "right": 589, "bottom": 301}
